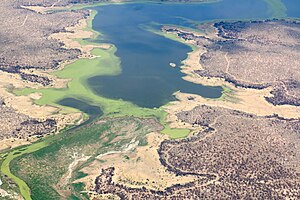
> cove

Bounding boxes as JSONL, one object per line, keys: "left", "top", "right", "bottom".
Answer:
{"left": 58, "top": 98, "right": 103, "bottom": 125}
{"left": 3, "top": 2, "right": 294, "bottom": 199}
{"left": 88, "top": 0, "right": 270, "bottom": 108}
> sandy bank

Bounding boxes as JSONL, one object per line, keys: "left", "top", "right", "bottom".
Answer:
{"left": 50, "top": 13, "right": 111, "bottom": 61}
{"left": 163, "top": 26, "right": 300, "bottom": 130}
{"left": 77, "top": 132, "right": 197, "bottom": 197}
{"left": 0, "top": 8, "right": 103, "bottom": 149}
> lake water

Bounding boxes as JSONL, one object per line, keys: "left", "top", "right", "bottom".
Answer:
{"left": 58, "top": 98, "right": 103, "bottom": 124}
{"left": 86, "top": 0, "right": 272, "bottom": 108}
{"left": 283, "top": 0, "right": 300, "bottom": 18}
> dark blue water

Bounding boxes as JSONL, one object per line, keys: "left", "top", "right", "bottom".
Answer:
{"left": 87, "top": 0, "right": 272, "bottom": 108}
{"left": 58, "top": 98, "right": 103, "bottom": 125}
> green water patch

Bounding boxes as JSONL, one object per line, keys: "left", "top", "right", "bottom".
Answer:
{"left": 15, "top": 47, "right": 161, "bottom": 117}
{"left": 6, "top": 15, "right": 194, "bottom": 198}
{"left": 5, "top": 1, "right": 281, "bottom": 199}
{"left": 161, "top": 126, "right": 190, "bottom": 139}
{"left": 264, "top": 0, "right": 287, "bottom": 18}
{"left": 1, "top": 139, "right": 54, "bottom": 200}
{"left": 14, "top": 0, "right": 276, "bottom": 137}
{"left": 14, "top": 40, "right": 191, "bottom": 138}
{"left": 9, "top": 117, "right": 158, "bottom": 200}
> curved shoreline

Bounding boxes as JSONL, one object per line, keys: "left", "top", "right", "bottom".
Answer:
{"left": 0, "top": 10, "right": 113, "bottom": 200}
{"left": 13, "top": 6, "right": 205, "bottom": 138}
{"left": 0, "top": 6, "right": 197, "bottom": 199}
{"left": 160, "top": 24, "right": 300, "bottom": 123}
{"left": 1, "top": 1, "right": 295, "bottom": 199}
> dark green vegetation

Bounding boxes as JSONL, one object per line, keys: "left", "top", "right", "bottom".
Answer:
{"left": 10, "top": 117, "right": 161, "bottom": 200}
{"left": 0, "top": 169, "right": 21, "bottom": 200}
{"left": 1, "top": 0, "right": 296, "bottom": 199}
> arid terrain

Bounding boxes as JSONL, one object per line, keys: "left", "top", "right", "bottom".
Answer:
{"left": 0, "top": 0, "right": 89, "bottom": 84}
{"left": 166, "top": 20, "right": 300, "bottom": 106}
{"left": 1, "top": 0, "right": 300, "bottom": 200}
{"left": 0, "top": 0, "right": 217, "bottom": 151}
{"left": 90, "top": 20, "right": 300, "bottom": 199}
{"left": 0, "top": 0, "right": 91, "bottom": 150}
{"left": 93, "top": 105, "right": 300, "bottom": 199}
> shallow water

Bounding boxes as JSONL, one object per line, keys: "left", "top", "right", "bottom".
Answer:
{"left": 58, "top": 98, "right": 103, "bottom": 125}
{"left": 87, "top": 0, "right": 271, "bottom": 108}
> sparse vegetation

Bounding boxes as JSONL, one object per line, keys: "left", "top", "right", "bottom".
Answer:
{"left": 93, "top": 105, "right": 300, "bottom": 199}
{"left": 10, "top": 117, "right": 162, "bottom": 200}
{"left": 189, "top": 20, "right": 300, "bottom": 106}
{"left": 1, "top": 1, "right": 299, "bottom": 200}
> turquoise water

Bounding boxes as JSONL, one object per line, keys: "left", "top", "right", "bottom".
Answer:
{"left": 87, "top": 0, "right": 271, "bottom": 108}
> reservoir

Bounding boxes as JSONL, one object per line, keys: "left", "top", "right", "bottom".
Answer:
{"left": 88, "top": 0, "right": 271, "bottom": 108}
{"left": 58, "top": 98, "right": 103, "bottom": 125}
{"left": 283, "top": 0, "right": 300, "bottom": 18}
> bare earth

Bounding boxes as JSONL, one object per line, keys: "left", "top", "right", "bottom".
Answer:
{"left": 1, "top": 1, "right": 300, "bottom": 199}
{"left": 91, "top": 20, "right": 300, "bottom": 199}
{"left": 196, "top": 20, "right": 300, "bottom": 106}
{"left": 0, "top": 0, "right": 96, "bottom": 149}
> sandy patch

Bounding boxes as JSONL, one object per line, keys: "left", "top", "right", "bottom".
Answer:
{"left": 0, "top": 71, "right": 83, "bottom": 130}
{"left": 0, "top": 71, "right": 58, "bottom": 118}
{"left": 153, "top": 26, "right": 300, "bottom": 139}
{"left": 162, "top": 28, "right": 300, "bottom": 123}
{"left": 0, "top": 138, "right": 32, "bottom": 151}
{"left": 166, "top": 88, "right": 300, "bottom": 130}
{"left": 20, "top": 5, "right": 72, "bottom": 15}
{"left": 0, "top": 8, "right": 99, "bottom": 149}
{"left": 77, "top": 132, "right": 197, "bottom": 193}
{"left": 50, "top": 14, "right": 111, "bottom": 61}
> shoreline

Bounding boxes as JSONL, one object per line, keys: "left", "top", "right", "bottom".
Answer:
{"left": 20, "top": 0, "right": 222, "bottom": 14}
{"left": 161, "top": 24, "right": 300, "bottom": 127}
{"left": 1, "top": 1, "right": 296, "bottom": 199}
{"left": 0, "top": 9, "right": 105, "bottom": 200}
{"left": 13, "top": 7, "right": 199, "bottom": 139}
{"left": 0, "top": 7, "right": 196, "bottom": 199}
{"left": 0, "top": 9, "right": 106, "bottom": 151}
{"left": 16, "top": 0, "right": 291, "bottom": 129}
